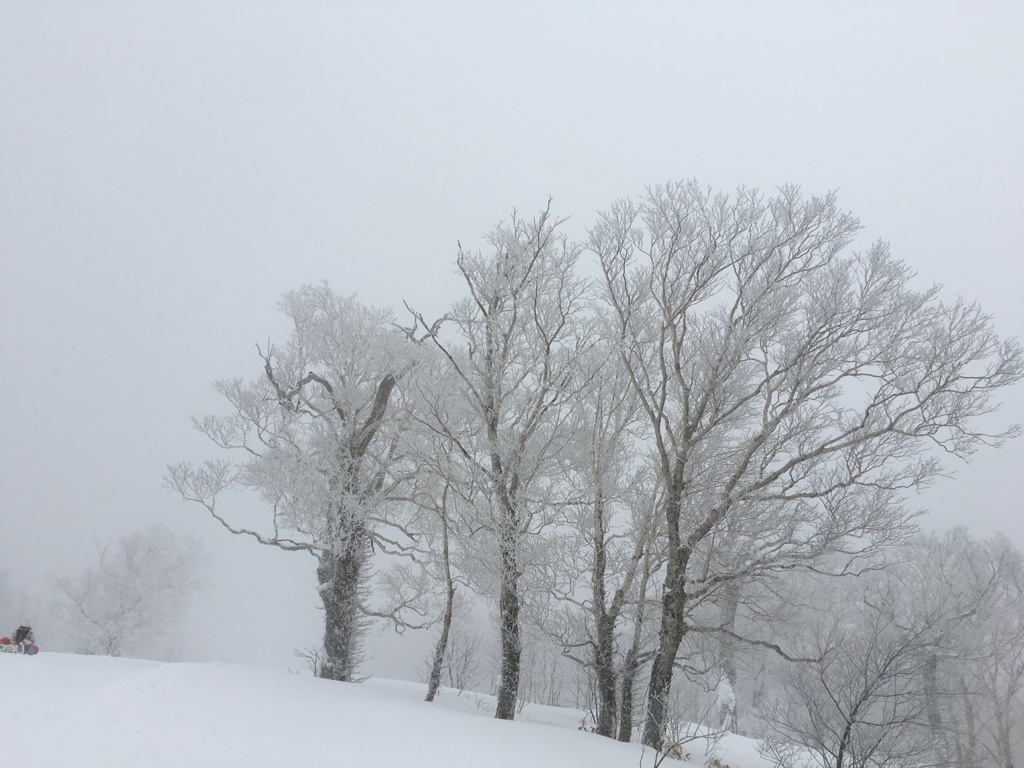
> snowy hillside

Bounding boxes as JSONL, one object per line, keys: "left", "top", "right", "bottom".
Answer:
{"left": 1, "top": 653, "right": 771, "bottom": 768}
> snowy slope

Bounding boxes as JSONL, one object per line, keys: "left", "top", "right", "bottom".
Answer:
{"left": 0, "top": 653, "right": 772, "bottom": 768}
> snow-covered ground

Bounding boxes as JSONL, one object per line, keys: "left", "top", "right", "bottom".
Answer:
{"left": 1, "top": 652, "right": 772, "bottom": 767}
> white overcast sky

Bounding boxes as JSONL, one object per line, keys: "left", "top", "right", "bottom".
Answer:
{"left": 2, "top": 2, "right": 1022, "bottom": 674}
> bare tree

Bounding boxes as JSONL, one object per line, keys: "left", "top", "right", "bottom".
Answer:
{"left": 759, "top": 530, "right": 1024, "bottom": 768}
{"left": 392, "top": 353, "right": 481, "bottom": 703}
{"left": 421, "top": 478, "right": 460, "bottom": 703}
{"left": 616, "top": 533, "right": 661, "bottom": 742}
{"left": 167, "top": 285, "right": 415, "bottom": 682}
{"left": 590, "top": 181, "right": 1024, "bottom": 748}
{"left": 444, "top": 622, "right": 486, "bottom": 693}
{"left": 410, "top": 204, "right": 593, "bottom": 719}
{"left": 51, "top": 524, "right": 207, "bottom": 657}
{"left": 542, "top": 346, "right": 665, "bottom": 739}
{"left": 976, "top": 611, "right": 1024, "bottom": 768}
{"left": 419, "top": 593, "right": 486, "bottom": 697}
{"left": 924, "top": 530, "right": 1024, "bottom": 768}
{"left": 566, "top": 347, "right": 656, "bottom": 738}
{"left": 759, "top": 573, "right": 937, "bottom": 768}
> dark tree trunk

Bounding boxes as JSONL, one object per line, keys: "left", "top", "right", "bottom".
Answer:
{"left": 593, "top": 611, "right": 618, "bottom": 737}
{"left": 618, "top": 562, "right": 653, "bottom": 744}
{"left": 641, "top": 558, "right": 689, "bottom": 748}
{"left": 618, "top": 533, "right": 654, "bottom": 743}
{"left": 836, "top": 718, "right": 854, "bottom": 768}
{"left": 617, "top": 643, "right": 639, "bottom": 743}
{"left": 317, "top": 542, "right": 367, "bottom": 682}
{"left": 494, "top": 528, "right": 522, "bottom": 720}
{"left": 425, "top": 582, "right": 455, "bottom": 702}
{"left": 591, "top": 490, "right": 618, "bottom": 737}
{"left": 426, "top": 497, "right": 456, "bottom": 702}
{"left": 314, "top": 373, "right": 397, "bottom": 683}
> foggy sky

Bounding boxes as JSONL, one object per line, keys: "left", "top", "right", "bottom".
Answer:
{"left": 2, "top": 2, "right": 1022, "bottom": 677}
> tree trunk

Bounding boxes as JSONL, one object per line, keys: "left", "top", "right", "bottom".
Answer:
{"left": 617, "top": 643, "right": 639, "bottom": 743}
{"left": 591, "top": 490, "right": 618, "bottom": 737}
{"left": 425, "top": 492, "right": 456, "bottom": 702}
{"left": 315, "top": 373, "right": 396, "bottom": 683}
{"left": 317, "top": 542, "right": 367, "bottom": 682}
{"left": 960, "top": 679, "right": 978, "bottom": 768}
{"left": 924, "top": 654, "right": 942, "bottom": 731}
{"left": 425, "top": 582, "right": 455, "bottom": 702}
{"left": 996, "top": 705, "right": 1015, "bottom": 768}
{"left": 836, "top": 718, "right": 853, "bottom": 768}
{"left": 494, "top": 528, "right": 522, "bottom": 720}
{"left": 717, "top": 581, "right": 740, "bottom": 732}
{"left": 620, "top": 534, "right": 653, "bottom": 743}
{"left": 641, "top": 564, "right": 689, "bottom": 748}
{"left": 923, "top": 653, "right": 954, "bottom": 765}
{"left": 594, "top": 610, "right": 618, "bottom": 737}
{"left": 751, "top": 659, "right": 768, "bottom": 715}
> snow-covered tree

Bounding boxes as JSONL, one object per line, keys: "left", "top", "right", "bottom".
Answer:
{"left": 51, "top": 524, "right": 206, "bottom": 657}
{"left": 399, "top": 422, "right": 479, "bottom": 703}
{"left": 410, "top": 205, "right": 593, "bottom": 719}
{"left": 379, "top": 344, "right": 483, "bottom": 703}
{"left": 589, "top": 181, "right": 1024, "bottom": 748}
{"left": 167, "top": 285, "right": 416, "bottom": 681}
{"left": 539, "top": 341, "right": 664, "bottom": 739}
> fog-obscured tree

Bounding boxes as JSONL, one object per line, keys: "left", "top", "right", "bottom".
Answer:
{"left": 918, "top": 530, "right": 1024, "bottom": 768}
{"left": 974, "top": 599, "right": 1024, "bottom": 768}
{"left": 759, "top": 529, "right": 1024, "bottom": 768}
{"left": 759, "top": 573, "right": 936, "bottom": 768}
{"left": 51, "top": 524, "right": 206, "bottom": 657}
